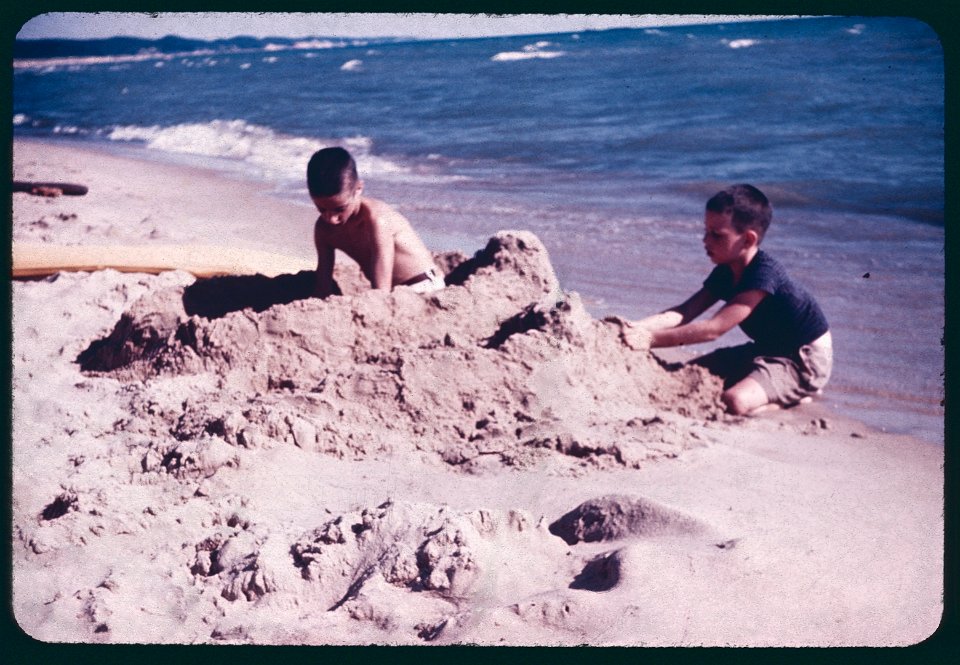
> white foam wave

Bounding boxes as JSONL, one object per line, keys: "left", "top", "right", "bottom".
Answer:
{"left": 293, "top": 39, "right": 351, "bottom": 50}
{"left": 491, "top": 41, "right": 566, "bottom": 62}
{"left": 13, "top": 48, "right": 221, "bottom": 70}
{"left": 491, "top": 51, "right": 565, "bottom": 62}
{"left": 103, "top": 119, "right": 410, "bottom": 182}
{"left": 14, "top": 114, "right": 93, "bottom": 136}
{"left": 724, "top": 39, "right": 760, "bottom": 49}
{"left": 340, "top": 59, "right": 363, "bottom": 71}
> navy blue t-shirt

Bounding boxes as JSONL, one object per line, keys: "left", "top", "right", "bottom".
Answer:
{"left": 703, "top": 250, "right": 829, "bottom": 356}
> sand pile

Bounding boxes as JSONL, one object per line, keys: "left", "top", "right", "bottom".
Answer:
{"left": 76, "top": 231, "right": 722, "bottom": 474}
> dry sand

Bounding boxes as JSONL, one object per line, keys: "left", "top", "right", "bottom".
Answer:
{"left": 9, "top": 138, "right": 944, "bottom": 647}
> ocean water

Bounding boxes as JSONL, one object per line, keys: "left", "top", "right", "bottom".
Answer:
{"left": 13, "top": 16, "right": 945, "bottom": 442}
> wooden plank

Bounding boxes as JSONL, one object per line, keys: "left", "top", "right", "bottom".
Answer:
{"left": 12, "top": 243, "right": 315, "bottom": 279}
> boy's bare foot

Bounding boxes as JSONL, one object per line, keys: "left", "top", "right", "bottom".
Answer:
{"left": 746, "top": 403, "right": 783, "bottom": 416}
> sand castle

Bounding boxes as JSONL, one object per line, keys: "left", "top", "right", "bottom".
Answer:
{"left": 77, "top": 231, "right": 722, "bottom": 474}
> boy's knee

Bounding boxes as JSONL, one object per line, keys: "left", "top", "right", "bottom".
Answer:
{"left": 720, "top": 389, "right": 749, "bottom": 415}
{"left": 721, "top": 381, "right": 769, "bottom": 415}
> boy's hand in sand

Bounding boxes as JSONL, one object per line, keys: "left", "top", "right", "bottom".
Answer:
{"left": 621, "top": 323, "right": 653, "bottom": 350}
{"left": 604, "top": 316, "right": 652, "bottom": 350}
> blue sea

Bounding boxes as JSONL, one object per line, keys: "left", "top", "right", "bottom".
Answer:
{"left": 12, "top": 16, "right": 945, "bottom": 442}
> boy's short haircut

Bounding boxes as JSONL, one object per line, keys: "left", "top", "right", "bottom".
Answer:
{"left": 307, "top": 147, "right": 359, "bottom": 197}
{"left": 706, "top": 184, "right": 773, "bottom": 242}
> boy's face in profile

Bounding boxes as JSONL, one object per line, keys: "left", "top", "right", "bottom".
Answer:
{"left": 702, "top": 211, "right": 752, "bottom": 266}
{"left": 312, "top": 181, "right": 363, "bottom": 226}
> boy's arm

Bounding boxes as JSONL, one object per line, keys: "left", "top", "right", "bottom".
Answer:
{"left": 313, "top": 227, "right": 336, "bottom": 298}
{"left": 636, "top": 288, "right": 719, "bottom": 330}
{"left": 367, "top": 217, "right": 396, "bottom": 291}
{"left": 649, "top": 289, "right": 766, "bottom": 348}
{"left": 621, "top": 288, "right": 718, "bottom": 349}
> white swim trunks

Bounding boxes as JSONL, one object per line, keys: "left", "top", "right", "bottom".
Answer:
{"left": 401, "top": 267, "right": 445, "bottom": 294}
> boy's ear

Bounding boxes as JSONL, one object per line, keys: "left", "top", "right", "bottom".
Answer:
{"left": 355, "top": 180, "right": 365, "bottom": 196}
{"left": 744, "top": 229, "right": 760, "bottom": 248}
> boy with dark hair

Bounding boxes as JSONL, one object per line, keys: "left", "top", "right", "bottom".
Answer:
{"left": 307, "top": 147, "right": 444, "bottom": 298}
{"left": 621, "top": 184, "right": 832, "bottom": 415}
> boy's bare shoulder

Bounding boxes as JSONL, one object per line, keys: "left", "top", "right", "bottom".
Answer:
{"left": 361, "top": 196, "right": 407, "bottom": 226}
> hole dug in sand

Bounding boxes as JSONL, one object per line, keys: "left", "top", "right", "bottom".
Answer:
{"left": 551, "top": 495, "right": 734, "bottom": 599}
{"left": 41, "top": 492, "right": 79, "bottom": 521}
{"left": 569, "top": 550, "right": 622, "bottom": 592}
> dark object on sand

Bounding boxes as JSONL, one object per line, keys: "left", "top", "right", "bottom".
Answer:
{"left": 13, "top": 181, "right": 89, "bottom": 196}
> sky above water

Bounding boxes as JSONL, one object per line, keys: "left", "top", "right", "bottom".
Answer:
{"left": 17, "top": 12, "right": 784, "bottom": 41}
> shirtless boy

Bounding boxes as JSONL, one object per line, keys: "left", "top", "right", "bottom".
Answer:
{"left": 307, "top": 147, "right": 444, "bottom": 297}
{"left": 621, "top": 184, "right": 832, "bottom": 416}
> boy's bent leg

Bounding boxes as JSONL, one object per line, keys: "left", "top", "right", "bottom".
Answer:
{"left": 745, "top": 345, "right": 830, "bottom": 411}
{"left": 691, "top": 343, "right": 758, "bottom": 389}
{"left": 721, "top": 377, "right": 771, "bottom": 415}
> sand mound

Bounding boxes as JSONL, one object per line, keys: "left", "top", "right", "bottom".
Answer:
{"left": 75, "top": 231, "right": 721, "bottom": 472}
{"left": 549, "top": 494, "right": 711, "bottom": 545}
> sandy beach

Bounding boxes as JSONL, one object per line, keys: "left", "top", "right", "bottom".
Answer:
{"left": 9, "top": 138, "right": 944, "bottom": 647}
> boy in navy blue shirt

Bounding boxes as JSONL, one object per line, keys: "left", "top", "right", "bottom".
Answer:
{"left": 621, "top": 184, "right": 832, "bottom": 415}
